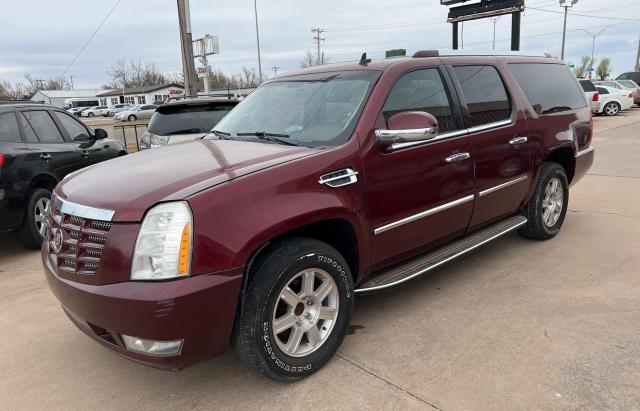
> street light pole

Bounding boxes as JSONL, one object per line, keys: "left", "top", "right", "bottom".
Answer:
{"left": 582, "top": 27, "right": 610, "bottom": 79}
{"left": 559, "top": 0, "right": 579, "bottom": 61}
{"left": 253, "top": 0, "right": 263, "bottom": 82}
{"left": 489, "top": 16, "right": 501, "bottom": 51}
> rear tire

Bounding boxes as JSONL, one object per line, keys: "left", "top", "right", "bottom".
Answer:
{"left": 233, "top": 237, "right": 354, "bottom": 381}
{"left": 519, "top": 162, "right": 569, "bottom": 241}
{"left": 128, "top": 115, "right": 136, "bottom": 122}
{"left": 88, "top": 112, "right": 94, "bottom": 117}
{"left": 16, "top": 188, "right": 52, "bottom": 250}
{"left": 603, "top": 102, "right": 620, "bottom": 116}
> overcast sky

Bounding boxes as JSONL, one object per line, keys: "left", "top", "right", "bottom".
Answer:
{"left": 1, "top": 0, "right": 638, "bottom": 89}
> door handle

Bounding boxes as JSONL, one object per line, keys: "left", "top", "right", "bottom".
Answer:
{"left": 509, "top": 136, "right": 528, "bottom": 145}
{"left": 40, "top": 153, "right": 51, "bottom": 161}
{"left": 82, "top": 151, "right": 90, "bottom": 158}
{"left": 445, "top": 152, "right": 471, "bottom": 163}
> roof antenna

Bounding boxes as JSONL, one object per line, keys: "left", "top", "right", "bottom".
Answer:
{"left": 359, "top": 52, "right": 372, "bottom": 66}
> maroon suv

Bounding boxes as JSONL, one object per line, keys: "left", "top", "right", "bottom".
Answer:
{"left": 43, "top": 52, "right": 594, "bottom": 381}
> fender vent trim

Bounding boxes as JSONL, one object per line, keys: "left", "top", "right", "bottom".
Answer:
{"left": 319, "top": 168, "right": 359, "bottom": 188}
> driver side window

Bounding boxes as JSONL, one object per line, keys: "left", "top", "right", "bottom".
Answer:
{"left": 54, "top": 111, "right": 91, "bottom": 141}
{"left": 383, "top": 68, "right": 458, "bottom": 132}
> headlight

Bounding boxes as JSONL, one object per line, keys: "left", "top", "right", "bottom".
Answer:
{"left": 131, "top": 202, "right": 193, "bottom": 281}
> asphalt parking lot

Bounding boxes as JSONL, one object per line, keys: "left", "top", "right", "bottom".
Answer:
{"left": 1, "top": 109, "right": 639, "bottom": 410}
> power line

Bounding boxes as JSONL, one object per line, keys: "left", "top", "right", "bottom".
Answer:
{"left": 59, "top": 0, "right": 121, "bottom": 79}
{"left": 527, "top": 6, "right": 640, "bottom": 22}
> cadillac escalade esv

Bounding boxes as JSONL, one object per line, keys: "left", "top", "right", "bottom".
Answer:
{"left": 43, "top": 52, "right": 594, "bottom": 381}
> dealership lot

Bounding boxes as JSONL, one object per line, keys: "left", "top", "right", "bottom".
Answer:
{"left": 1, "top": 109, "right": 639, "bottom": 409}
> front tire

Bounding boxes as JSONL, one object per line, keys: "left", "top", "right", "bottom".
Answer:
{"left": 233, "top": 237, "right": 354, "bottom": 381}
{"left": 519, "top": 162, "right": 569, "bottom": 240}
{"left": 16, "top": 188, "right": 52, "bottom": 250}
{"left": 128, "top": 115, "right": 136, "bottom": 122}
{"left": 603, "top": 102, "right": 620, "bottom": 116}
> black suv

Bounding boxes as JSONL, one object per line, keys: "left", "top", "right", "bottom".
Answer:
{"left": 0, "top": 103, "right": 127, "bottom": 248}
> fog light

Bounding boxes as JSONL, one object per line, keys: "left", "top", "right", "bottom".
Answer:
{"left": 122, "top": 335, "right": 182, "bottom": 356}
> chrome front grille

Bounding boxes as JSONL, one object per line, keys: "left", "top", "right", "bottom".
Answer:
{"left": 45, "top": 198, "right": 112, "bottom": 276}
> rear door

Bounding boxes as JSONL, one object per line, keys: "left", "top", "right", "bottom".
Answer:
{"left": 450, "top": 64, "right": 531, "bottom": 229}
{"left": 0, "top": 110, "right": 31, "bottom": 229}
{"left": 16, "top": 109, "right": 84, "bottom": 180}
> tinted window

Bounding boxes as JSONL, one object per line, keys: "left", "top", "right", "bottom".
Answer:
{"left": 618, "top": 80, "right": 637, "bottom": 88}
{"left": 54, "top": 111, "right": 91, "bottom": 141}
{"left": 20, "top": 111, "right": 65, "bottom": 143}
{"left": 453, "top": 65, "right": 511, "bottom": 127}
{"left": 509, "top": 63, "right": 586, "bottom": 115}
{"left": 601, "top": 82, "right": 619, "bottom": 89}
{"left": 148, "top": 104, "right": 235, "bottom": 135}
{"left": 579, "top": 80, "right": 597, "bottom": 92}
{"left": 383, "top": 68, "right": 458, "bottom": 132}
{"left": 141, "top": 105, "right": 157, "bottom": 110}
{"left": 0, "top": 112, "right": 21, "bottom": 143}
{"left": 596, "top": 87, "right": 609, "bottom": 95}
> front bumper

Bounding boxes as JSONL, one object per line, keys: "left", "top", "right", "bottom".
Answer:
{"left": 43, "top": 251, "right": 243, "bottom": 370}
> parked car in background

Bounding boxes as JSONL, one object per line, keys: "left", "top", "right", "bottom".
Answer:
{"left": 594, "top": 86, "right": 634, "bottom": 116}
{"left": 43, "top": 53, "right": 594, "bottom": 381}
{"left": 107, "top": 103, "right": 133, "bottom": 117}
{"left": 578, "top": 79, "right": 599, "bottom": 113}
{"left": 81, "top": 106, "right": 110, "bottom": 117}
{"left": 114, "top": 104, "right": 158, "bottom": 122}
{"left": 66, "top": 107, "right": 85, "bottom": 116}
{"left": 616, "top": 71, "right": 640, "bottom": 87}
{"left": 139, "top": 98, "right": 238, "bottom": 149}
{"left": 0, "top": 103, "right": 126, "bottom": 249}
{"left": 615, "top": 80, "right": 640, "bottom": 106}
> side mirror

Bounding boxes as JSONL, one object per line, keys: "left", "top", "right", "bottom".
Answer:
{"left": 94, "top": 128, "right": 108, "bottom": 139}
{"left": 375, "top": 111, "right": 439, "bottom": 147}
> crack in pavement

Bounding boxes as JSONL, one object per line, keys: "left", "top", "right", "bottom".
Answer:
{"left": 336, "top": 353, "right": 442, "bottom": 410}
{"left": 593, "top": 119, "right": 640, "bottom": 135}
{"left": 568, "top": 209, "right": 640, "bottom": 220}
{"left": 586, "top": 173, "right": 640, "bottom": 180}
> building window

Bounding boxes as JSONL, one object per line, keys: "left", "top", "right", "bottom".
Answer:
{"left": 136, "top": 95, "right": 146, "bottom": 104}
{"left": 163, "top": 95, "right": 169, "bottom": 101}
{"left": 111, "top": 97, "right": 119, "bottom": 105}
{"left": 125, "top": 96, "right": 135, "bottom": 104}
{"left": 99, "top": 98, "right": 107, "bottom": 106}
{"left": 153, "top": 94, "right": 164, "bottom": 103}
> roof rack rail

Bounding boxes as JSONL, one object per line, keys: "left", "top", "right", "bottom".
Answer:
{"left": 413, "top": 50, "right": 440, "bottom": 58}
{"left": 437, "top": 50, "right": 555, "bottom": 58}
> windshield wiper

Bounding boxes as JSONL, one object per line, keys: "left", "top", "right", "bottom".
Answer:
{"left": 204, "top": 129, "right": 233, "bottom": 140}
{"left": 236, "top": 131, "right": 298, "bottom": 146}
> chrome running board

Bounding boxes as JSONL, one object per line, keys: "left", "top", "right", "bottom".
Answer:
{"left": 355, "top": 215, "right": 528, "bottom": 294}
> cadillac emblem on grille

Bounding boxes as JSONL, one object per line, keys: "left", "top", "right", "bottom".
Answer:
{"left": 51, "top": 228, "right": 63, "bottom": 253}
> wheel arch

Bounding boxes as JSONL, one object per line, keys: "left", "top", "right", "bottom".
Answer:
{"left": 28, "top": 173, "right": 58, "bottom": 193}
{"left": 544, "top": 146, "right": 576, "bottom": 184}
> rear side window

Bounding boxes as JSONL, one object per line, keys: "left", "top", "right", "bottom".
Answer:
{"left": 596, "top": 87, "right": 609, "bottom": 95}
{"left": 19, "top": 111, "right": 65, "bottom": 143}
{"left": 148, "top": 104, "right": 235, "bottom": 135}
{"left": 453, "top": 65, "right": 511, "bottom": 127}
{"left": 383, "top": 68, "right": 459, "bottom": 132}
{"left": 53, "top": 111, "right": 91, "bottom": 141}
{"left": 0, "top": 112, "right": 21, "bottom": 143}
{"left": 579, "top": 80, "right": 597, "bottom": 92}
{"left": 509, "top": 63, "right": 586, "bottom": 115}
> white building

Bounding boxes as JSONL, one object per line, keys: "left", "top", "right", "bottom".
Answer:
{"left": 30, "top": 89, "right": 110, "bottom": 109}
{"left": 96, "top": 84, "right": 184, "bottom": 107}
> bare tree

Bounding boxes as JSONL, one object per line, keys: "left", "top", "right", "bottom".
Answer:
{"left": 596, "top": 57, "right": 612, "bottom": 81}
{"left": 21, "top": 74, "right": 71, "bottom": 95}
{"left": 300, "top": 50, "right": 329, "bottom": 68}
{"left": 106, "top": 59, "right": 169, "bottom": 89}
{"left": 229, "top": 67, "right": 262, "bottom": 88}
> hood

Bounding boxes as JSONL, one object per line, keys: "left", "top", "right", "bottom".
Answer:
{"left": 57, "top": 140, "right": 318, "bottom": 222}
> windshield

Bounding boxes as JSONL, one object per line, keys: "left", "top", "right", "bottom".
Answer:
{"left": 211, "top": 70, "right": 380, "bottom": 147}
{"left": 148, "top": 103, "right": 236, "bottom": 135}
{"left": 618, "top": 80, "right": 636, "bottom": 88}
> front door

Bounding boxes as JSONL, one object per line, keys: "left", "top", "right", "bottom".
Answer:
{"left": 450, "top": 65, "right": 531, "bottom": 229}
{"left": 363, "top": 67, "right": 475, "bottom": 269}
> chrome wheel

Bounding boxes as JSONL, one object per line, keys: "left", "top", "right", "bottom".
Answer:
{"left": 34, "top": 197, "right": 50, "bottom": 236}
{"left": 542, "top": 177, "right": 563, "bottom": 227}
{"left": 605, "top": 103, "right": 619, "bottom": 116}
{"left": 272, "top": 268, "right": 339, "bottom": 358}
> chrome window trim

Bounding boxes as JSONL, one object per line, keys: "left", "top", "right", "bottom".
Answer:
{"left": 575, "top": 146, "right": 594, "bottom": 158}
{"left": 389, "top": 118, "right": 514, "bottom": 151}
{"left": 54, "top": 197, "right": 115, "bottom": 222}
{"left": 374, "top": 194, "right": 474, "bottom": 235}
{"left": 478, "top": 174, "right": 529, "bottom": 198}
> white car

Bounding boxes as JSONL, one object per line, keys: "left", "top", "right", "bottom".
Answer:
{"left": 81, "top": 106, "right": 110, "bottom": 117}
{"left": 594, "top": 86, "right": 634, "bottom": 116}
{"left": 114, "top": 104, "right": 159, "bottom": 122}
{"left": 578, "top": 79, "right": 599, "bottom": 113}
{"left": 107, "top": 103, "right": 133, "bottom": 117}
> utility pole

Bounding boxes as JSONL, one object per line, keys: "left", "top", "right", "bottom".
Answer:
{"left": 177, "top": 0, "right": 197, "bottom": 97}
{"left": 560, "top": 0, "right": 579, "bottom": 61}
{"left": 489, "top": 16, "right": 501, "bottom": 50}
{"left": 69, "top": 75, "right": 74, "bottom": 90}
{"left": 582, "top": 27, "right": 610, "bottom": 79}
{"left": 635, "top": 38, "right": 640, "bottom": 71}
{"left": 253, "top": 0, "right": 263, "bottom": 81}
{"left": 311, "top": 28, "right": 326, "bottom": 65}
{"left": 272, "top": 65, "right": 279, "bottom": 77}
